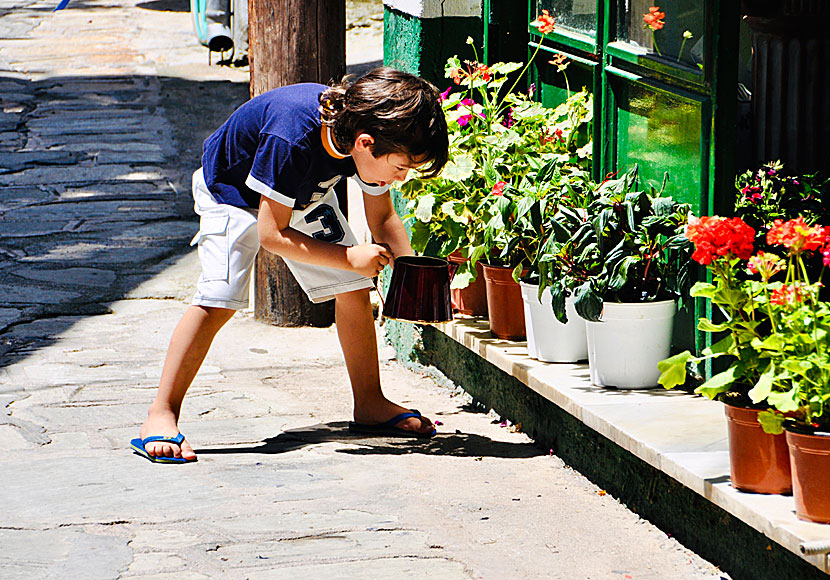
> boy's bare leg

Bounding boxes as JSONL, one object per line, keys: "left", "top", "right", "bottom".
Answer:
{"left": 139, "top": 304, "right": 236, "bottom": 459}
{"left": 334, "top": 289, "right": 434, "bottom": 434}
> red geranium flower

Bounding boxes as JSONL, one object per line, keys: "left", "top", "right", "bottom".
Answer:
{"left": 685, "top": 215, "right": 755, "bottom": 265}
{"left": 643, "top": 6, "right": 665, "bottom": 30}
{"left": 770, "top": 283, "right": 802, "bottom": 306}
{"left": 448, "top": 66, "right": 464, "bottom": 85}
{"left": 490, "top": 181, "right": 507, "bottom": 196}
{"left": 766, "top": 217, "right": 828, "bottom": 255}
{"left": 531, "top": 9, "right": 556, "bottom": 35}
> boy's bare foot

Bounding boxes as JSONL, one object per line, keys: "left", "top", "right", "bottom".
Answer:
{"left": 353, "top": 399, "right": 435, "bottom": 435}
{"left": 138, "top": 405, "right": 197, "bottom": 461}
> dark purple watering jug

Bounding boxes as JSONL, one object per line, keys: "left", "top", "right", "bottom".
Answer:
{"left": 382, "top": 256, "right": 458, "bottom": 323}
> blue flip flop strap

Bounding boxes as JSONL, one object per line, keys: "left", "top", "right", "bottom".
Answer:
{"left": 141, "top": 433, "right": 185, "bottom": 446}
{"left": 378, "top": 411, "right": 422, "bottom": 428}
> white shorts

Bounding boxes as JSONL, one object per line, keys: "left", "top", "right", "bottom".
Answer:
{"left": 190, "top": 168, "right": 373, "bottom": 310}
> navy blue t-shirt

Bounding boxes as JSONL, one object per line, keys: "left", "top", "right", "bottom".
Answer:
{"left": 201, "top": 83, "right": 388, "bottom": 210}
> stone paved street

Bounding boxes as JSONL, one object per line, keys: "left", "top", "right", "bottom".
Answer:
{"left": 0, "top": 0, "right": 728, "bottom": 578}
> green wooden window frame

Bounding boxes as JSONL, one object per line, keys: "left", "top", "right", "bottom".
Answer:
{"left": 486, "top": 0, "right": 740, "bottom": 356}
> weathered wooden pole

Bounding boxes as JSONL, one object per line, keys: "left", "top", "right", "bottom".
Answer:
{"left": 248, "top": 0, "right": 346, "bottom": 326}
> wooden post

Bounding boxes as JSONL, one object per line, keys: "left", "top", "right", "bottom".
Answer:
{"left": 248, "top": 0, "right": 346, "bottom": 326}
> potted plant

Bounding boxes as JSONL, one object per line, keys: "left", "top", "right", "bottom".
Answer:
{"left": 745, "top": 218, "right": 830, "bottom": 519}
{"left": 469, "top": 160, "right": 565, "bottom": 340}
{"left": 400, "top": 18, "right": 593, "bottom": 317}
{"left": 657, "top": 214, "right": 794, "bottom": 494}
{"left": 658, "top": 162, "right": 830, "bottom": 496}
{"left": 559, "top": 166, "right": 693, "bottom": 388}
{"left": 522, "top": 167, "right": 599, "bottom": 361}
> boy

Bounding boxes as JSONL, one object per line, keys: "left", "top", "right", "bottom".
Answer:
{"left": 131, "top": 68, "right": 449, "bottom": 463}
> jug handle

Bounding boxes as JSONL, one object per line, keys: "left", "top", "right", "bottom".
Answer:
{"left": 447, "top": 260, "right": 459, "bottom": 281}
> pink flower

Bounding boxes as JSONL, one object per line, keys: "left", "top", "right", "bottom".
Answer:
{"left": 438, "top": 86, "right": 451, "bottom": 102}
{"left": 741, "top": 186, "right": 764, "bottom": 203}
{"left": 747, "top": 252, "right": 785, "bottom": 282}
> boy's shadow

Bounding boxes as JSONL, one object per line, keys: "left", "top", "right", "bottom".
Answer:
{"left": 196, "top": 421, "right": 543, "bottom": 458}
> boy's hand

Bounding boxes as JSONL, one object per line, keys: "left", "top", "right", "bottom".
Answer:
{"left": 347, "top": 243, "right": 393, "bottom": 277}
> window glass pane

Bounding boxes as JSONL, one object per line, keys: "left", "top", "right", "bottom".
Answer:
{"left": 613, "top": 80, "right": 703, "bottom": 211}
{"left": 617, "top": 0, "right": 704, "bottom": 71}
{"left": 535, "top": 0, "right": 597, "bottom": 39}
{"left": 535, "top": 55, "right": 594, "bottom": 109}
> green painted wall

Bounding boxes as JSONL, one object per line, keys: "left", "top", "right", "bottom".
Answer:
{"left": 382, "top": 5, "right": 483, "bottom": 361}
{"left": 383, "top": 7, "right": 483, "bottom": 85}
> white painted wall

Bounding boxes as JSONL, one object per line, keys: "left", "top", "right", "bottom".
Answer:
{"left": 384, "top": 0, "right": 481, "bottom": 19}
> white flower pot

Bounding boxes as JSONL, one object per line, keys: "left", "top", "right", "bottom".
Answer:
{"left": 585, "top": 300, "right": 676, "bottom": 389}
{"left": 520, "top": 282, "right": 588, "bottom": 363}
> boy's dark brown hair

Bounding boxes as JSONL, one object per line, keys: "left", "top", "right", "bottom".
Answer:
{"left": 319, "top": 67, "right": 449, "bottom": 179}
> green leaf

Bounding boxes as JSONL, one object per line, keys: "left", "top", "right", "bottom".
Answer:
{"left": 512, "top": 263, "right": 524, "bottom": 283}
{"left": 689, "top": 281, "right": 716, "bottom": 298}
{"left": 409, "top": 220, "right": 431, "bottom": 254}
{"left": 758, "top": 410, "right": 785, "bottom": 435}
{"left": 697, "top": 318, "right": 729, "bottom": 333}
{"left": 608, "top": 256, "right": 638, "bottom": 291}
{"left": 748, "top": 366, "right": 774, "bottom": 404}
{"left": 657, "top": 351, "right": 693, "bottom": 389}
{"left": 450, "top": 269, "right": 475, "bottom": 291}
{"left": 549, "top": 283, "right": 567, "bottom": 323}
{"left": 414, "top": 194, "right": 436, "bottom": 222}
{"left": 695, "top": 366, "right": 739, "bottom": 399}
{"left": 442, "top": 154, "right": 475, "bottom": 182}
{"left": 574, "top": 282, "right": 603, "bottom": 321}
{"left": 702, "top": 334, "right": 735, "bottom": 356}
{"left": 767, "top": 387, "right": 800, "bottom": 413}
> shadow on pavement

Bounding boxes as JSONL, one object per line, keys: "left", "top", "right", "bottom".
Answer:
{"left": 0, "top": 72, "right": 249, "bottom": 364}
{"left": 137, "top": 0, "right": 189, "bottom": 12}
{"left": 196, "top": 421, "right": 545, "bottom": 458}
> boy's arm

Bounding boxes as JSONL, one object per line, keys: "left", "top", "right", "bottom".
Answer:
{"left": 258, "top": 196, "right": 392, "bottom": 278}
{"left": 362, "top": 191, "right": 414, "bottom": 264}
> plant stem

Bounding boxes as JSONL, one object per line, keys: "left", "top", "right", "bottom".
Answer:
{"left": 504, "top": 41, "right": 543, "bottom": 102}
{"left": 651, "top": 30, "right": 662, "bottom": 57}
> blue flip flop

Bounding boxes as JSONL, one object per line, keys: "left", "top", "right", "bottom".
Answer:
{"left": 130, "top": 433, "right": 196, "bottom": 464}
{"left": 348, "top": 410, "right": 437, "bottom": 438}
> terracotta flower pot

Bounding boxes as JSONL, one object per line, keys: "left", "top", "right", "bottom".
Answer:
{"left": 481, "top": 263, "right": 526, "bottom": 340}
{"left": 724, "top": 404, "right": 792, "bottom": 494}
{"left": 786, "top": 425, "right": 830, "bottom": 523}
{"left": 447, "top": 251, "right": 488, "bottom": 317}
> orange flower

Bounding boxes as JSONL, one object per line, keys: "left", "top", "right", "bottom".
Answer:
{"left": 476, "top": 63, "right": 491, "bottom": 82}
{"left": 643, "top": 6, "right": 665, "bottom": 31}
{"left": 548, "top": 52, "right": 570, "bottom": 72}
{"left": 531, "top": 9, "right": 556, "bottom": 35}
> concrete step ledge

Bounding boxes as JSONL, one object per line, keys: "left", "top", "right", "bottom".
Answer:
{"left": 418, "top": 316, "right": 830, "bottom": 578}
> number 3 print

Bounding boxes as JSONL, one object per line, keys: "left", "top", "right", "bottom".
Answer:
{"left": 304, "top": 204, "right": 345, "bottom": 244}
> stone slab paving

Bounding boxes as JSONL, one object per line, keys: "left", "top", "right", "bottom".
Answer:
{"left": 0, "top": 254, "right": 725, "bottom": 579}
{"left": 0, "top": 0, "right": 727, "bottom": 577}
